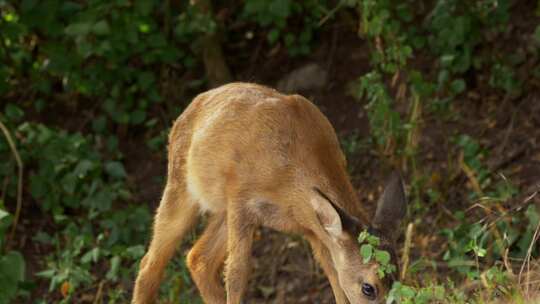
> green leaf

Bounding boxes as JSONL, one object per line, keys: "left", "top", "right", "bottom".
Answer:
{"left": 0, "top": 251, "right": 25, "bottom": 282}
{"left": 65, "top": 22, "right": 92, "bottom": 36}
{"left": 358, "top": 230, "right": 368, "bottom": 243}
{"left": 138, "top": 23, "right": 151, "bottom": 33}
{"left": 269, "top": 0, "right": 291, "bottom": 18}
{"left": 5, "top": 103, "right": 24, "bottom": 122}
{"left": 0, "top": 209, "right": 9, "bottom": 221}
{"left": 135, "top": 1, "right": 154, "bottom": 15}
{"left": 375, "top": 250, "right": 391, "bottom": 265}
{"left": 92, "top": 20, "right": 110, "bottom": 35}
{"left": 126, "top": 245, "right": 145, "bottom": 259}
{"left": 130, "top": 110, "right": 146, "bottom": 125}
{"left": 440, "top": 54, "right": 455, "bottom": 67}
{"left": 61, "top": 173, "right": 78, "bottom": 195}
{"left": 81, "top": 247, "right": 100, "bottom": 264}
{"left": 92, "top": 115, "right": 107, "bottom": 133}
{"left": 105, "top": 161, "right": 126, "bottom": 179}
{"left": 35, "top": 269, "right": 55, "bottom": 279}
{"left": 267, "top": 28, "right": 280, "bottom": 44}
{"left": 360, "top": 244, "right": 373, "bottom": 263}
{"left": 450, "top": 78, "right": 466, "bottom": 94}
{"left": 106, "top": 256, "right": 121, "bottom": 281}
{"left": 0, "top": 251, "right": 25, "bottom": 302}
{"left": 534, "top": 25, "right": 540, "bottom": 45}
{"left": 137, "top": 72, "right": 155, "bottom": 90}
{"left": 74, "top": 159, "right": 96, "bottom": 179}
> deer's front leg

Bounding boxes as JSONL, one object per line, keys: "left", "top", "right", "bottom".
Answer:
{"left": 224, "top": 206, "right": 255, "bottom": 304}
{"left": 307, "top": 235, "right": 349, "bottom": 304}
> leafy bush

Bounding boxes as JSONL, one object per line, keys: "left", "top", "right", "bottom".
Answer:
{"left": 0, "top": 205, "right": 27, "bottom": 303}
{"left": 1, "top": 0, "right": 212, "bottom": 133}
{"left": 242, "top": 0, "right": 329, "bottom": 56}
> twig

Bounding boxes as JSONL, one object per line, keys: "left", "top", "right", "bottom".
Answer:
{"left": 496, "top": 108, "right": 516, "bottom": 157}
{"left": 518, "top": 218, "right": 540, "bottom": 299}
{"left": 459, "top": 153, "right": 484, "bottom": 197}
{"left": 92, "top": 280, "right": 105, "bottom": 304}
{"left": 400, "top": 222, "right": 414, "bottom": 281}
{"left": 0, "top": 118, "right": 23, "bottom": 249}
{"left": 482, "top": 189, "right": 538, "bottom": 232}
{"left": 318, "top": 0, "right": 345, "bottom": 27}
{"left": 488, "top": 144, "right": 528, "bottom": 173}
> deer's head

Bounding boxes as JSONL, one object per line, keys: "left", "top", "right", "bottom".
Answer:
{"left": 311, "top": 172, "right": 407, "bottom": 303}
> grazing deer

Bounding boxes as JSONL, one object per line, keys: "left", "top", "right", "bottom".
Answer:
{"left": 132, "top": 82, "right": 407, "bottom": 304}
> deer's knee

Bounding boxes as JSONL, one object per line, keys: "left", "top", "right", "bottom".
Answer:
{"left": 187, "top": 248, "right": 207, "bottom": 275}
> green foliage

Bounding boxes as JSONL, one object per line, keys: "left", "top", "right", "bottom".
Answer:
{"left": 427, "top": 0, "right": 510, "bottom": 74}
{"left": 386, "top": 265, "right": 514, "bottom": 304}
{"left": 16, "top": 123, "right": 129, "bottom": 216}
{"left": 357, "top": 230, "right": 396, "bottom": 279}
{"left": 351, "top": 71, "right": 404, "bottom": 154}
{"left": 160, "top": 255, "right": 202, "bottom": 303}
{"left": 387, "top": 282, "right": 448, "bottom": 304}
{"left": 0, "top": 115, "right": 199, "bottom": 301}
{"left": 347, "top": 1, "right": 536, "bottom": 302}
{"left": 0, "top": 0, "right": 210, "bottom": 134}
{"left": 0, "top": 205, "right": 28, "bottom": 303}
{"left": 358, "top": 0, "right": 414, "bottom": 74}
{"left": 242, "top": 0, "right": 328, "bottom": 56}
{"left": 489, "top": 62, "right": 522, "bottom": 96}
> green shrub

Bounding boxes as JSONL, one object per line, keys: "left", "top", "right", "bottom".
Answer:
{"left": 242, "top": 0, "right": 329, "bottom": 56}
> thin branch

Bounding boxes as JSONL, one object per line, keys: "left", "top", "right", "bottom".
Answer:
{"left": 400, "top": 222, "right": 414, "bottom": 281}
{"left": 0, "top": 118, "right": 23, "bottom": 249}
{"left": 518, "top": 219, "right": 540, "bottom": 299}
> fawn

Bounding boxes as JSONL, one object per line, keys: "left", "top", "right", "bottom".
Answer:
{"left": 132, "top": 82, "right": 407, "bottom": 304}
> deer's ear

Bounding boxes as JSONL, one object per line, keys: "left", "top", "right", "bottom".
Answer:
{"left": 372, "top": 172, "right": 407, "bottom": 241}
{"left": 311, "top": 188, "right": 363, "bottom": 239}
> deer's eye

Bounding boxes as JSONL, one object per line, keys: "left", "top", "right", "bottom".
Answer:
{"left": 361, "top": 283, "right": 377, "bottom": 299}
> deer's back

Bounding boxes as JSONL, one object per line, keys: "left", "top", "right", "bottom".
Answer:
{"left": 170, "top": 83, "right": 347, "bottom": 214}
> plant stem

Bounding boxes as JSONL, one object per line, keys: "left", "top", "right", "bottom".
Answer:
{"left": 0, "top": 117, "right": 23, "bottom": 250}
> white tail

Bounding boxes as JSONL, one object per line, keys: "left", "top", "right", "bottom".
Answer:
{"left": 132, "top": 82, "right": 407, "bottom": 304}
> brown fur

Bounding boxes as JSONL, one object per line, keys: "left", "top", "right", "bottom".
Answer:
{"left": 132, "top": 83, "right": 404, "bottom": 304}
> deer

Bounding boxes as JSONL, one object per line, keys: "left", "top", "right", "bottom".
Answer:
{"left": 132, "top": 82, "right": 407, "bottom": 304}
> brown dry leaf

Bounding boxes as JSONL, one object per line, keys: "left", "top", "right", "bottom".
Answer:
{"left": 430, "top": 172, "right": 441, "bottom": 186}
{"left": 61, "top": 281, "right": 71, "bottom": 298}
{"left": 467, "top": 91, "right": 481, "bottom": 100}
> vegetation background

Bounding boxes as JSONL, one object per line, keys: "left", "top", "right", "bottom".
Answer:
{"left": 1, "top": 0, "right": 540, "bottom": 303}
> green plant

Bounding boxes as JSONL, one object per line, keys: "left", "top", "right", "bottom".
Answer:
{"left": 489, "top": 63, "right": 522, "bottom": 96}
{"left": 16, "top": 123, "right": 128, "bottom": 217}
{"left": 0, "top": 0, "right": 212, "bottom": 140}
{"left": 159, "top": 255, "right": 202, "bottom": 303}
{"left": 351, "top": 71, "right": 405, "bottom": 155}
{"left": 357, "top": 230, "right": 396, "bottom": 279}
{"left": 242, "top": 0, "right": 328, "bottom": 56}
{"left": 426, "top": 0, "right": 512, "bottom": 105}
{"left": 0, "top": 204, "right": 27, "bottom": 303}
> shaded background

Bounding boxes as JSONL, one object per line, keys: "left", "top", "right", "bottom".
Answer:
{"left": 1, "top": 0, "right": 540, "bottom": 303}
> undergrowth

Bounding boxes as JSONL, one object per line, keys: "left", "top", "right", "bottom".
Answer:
{"left": 1, "top": 0, "right": 539, "bottom": 303}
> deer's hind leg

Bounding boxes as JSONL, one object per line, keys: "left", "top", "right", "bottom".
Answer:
{"left": 187, "top": 212, "right": 228, "bottom": 304}
{"left": 132, "top": 184, "right": 200, "bottom": 304}
{"left": 224, "top": 202, "right": 256, "bottom": 304}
